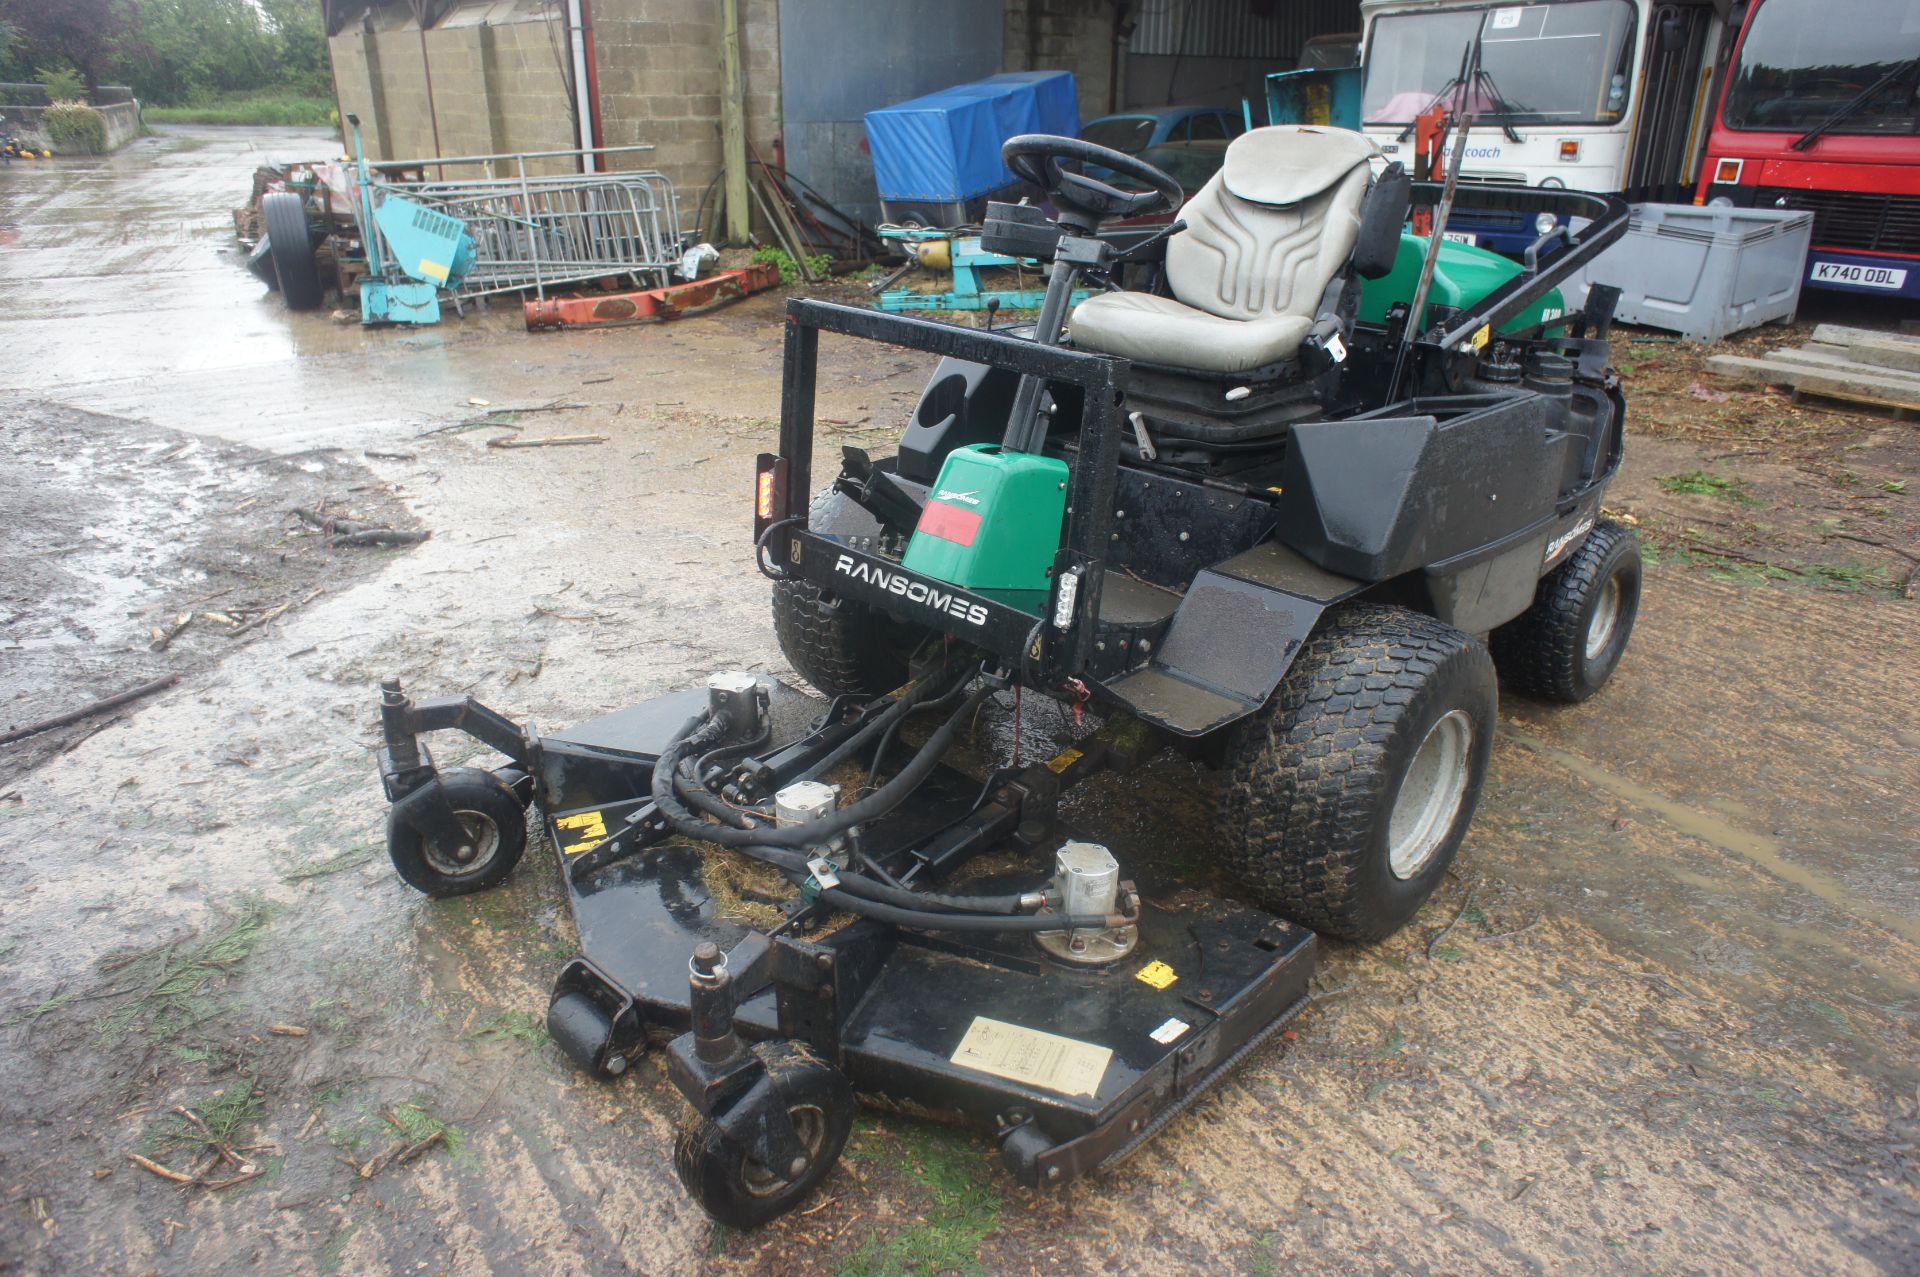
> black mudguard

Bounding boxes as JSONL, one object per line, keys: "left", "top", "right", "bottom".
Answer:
{"left": 1099, "top": 541, "right": 1367, "bottom": 738}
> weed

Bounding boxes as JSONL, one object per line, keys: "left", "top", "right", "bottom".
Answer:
{"left": 1249, "top": 1231, "right": 1278, "bottom": 1277}
{"left": 465, "top": 1009, "right": 549, "bottom": 1049}
{"left": 1655, "top": 470, "right": 1761, "bottom": 505}
{"left": 318, "top": 1220, "right": 361, "bottom": 1275}
{"left": 3, "top": 988, "right": 77, "bottom": 1027}
{"left": 839, "top": 1122, "right": 1001, "bottom": 1277}
{"left": 96, "top": 899, "right": 281, "bottom": 1046}
{"left": 1802, "top": 562, "right": 1888, "bottom": 592}
{"left": 1807, "top": 1000, "right": 1854, "bottom": 1036}
{"left": 155, "top": 1082, "right": 265, "bottom": 1155}
{"left": 1372, "top": 1025, "right": 1406, "bottom": 1059}
{"left": 1878, "top": 479, "right": 1908, "bottom": 493}
{"left": 752, "top": 245, "right": 833, "bottom": 287}
{"left": 282, "top": 846, "right": 376, "bottom": 883}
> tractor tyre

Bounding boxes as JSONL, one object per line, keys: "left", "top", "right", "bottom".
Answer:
{"left": 1217, "top": 604, "right": 1497, "bottom": 942}
{"left": 1491, "top": 517, "right": 1641, "bottom": 703}
{"left": 262, "top": 191, "right": 324, "bottom": 311}
{"left": 770, "top": 491, "right": 917, "bottom": 697}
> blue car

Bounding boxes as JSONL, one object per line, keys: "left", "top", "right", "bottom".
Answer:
{"left": 1082, "top": 105, "right": 1244, "bottom": 154}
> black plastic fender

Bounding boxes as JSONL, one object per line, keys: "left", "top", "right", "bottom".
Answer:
{"left": 1100, "top": 541, "right": 1368, "bottom": 737}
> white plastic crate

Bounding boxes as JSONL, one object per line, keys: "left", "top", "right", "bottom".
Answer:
{"left": 1581, "top": 203, "right": 1815, "bottom": 343}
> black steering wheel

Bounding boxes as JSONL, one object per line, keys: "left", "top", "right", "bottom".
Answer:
{"left": 1002, "top": 134, "right": 1184, "bottom": 230}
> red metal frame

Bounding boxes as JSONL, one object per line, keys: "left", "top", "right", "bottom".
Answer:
{"left": 523, "top": 263, "right": 782, "bottom": 331}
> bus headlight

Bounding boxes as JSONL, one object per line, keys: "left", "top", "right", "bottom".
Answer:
{"left": 1535, "top": 211, "right": 1559, "bottom": 236}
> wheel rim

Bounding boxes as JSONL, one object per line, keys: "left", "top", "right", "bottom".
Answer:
{"left": 1387, "top": 709, "right": 1474, "bottom": 880}
{"left": 739, "top": 1104, "right": 827, "bottom": 1197}
{"left": 421, "top": 811, "right": 500, "bottom": 878}
{"left": 1585, "top": 575, "right": 1622, "bottom": 663}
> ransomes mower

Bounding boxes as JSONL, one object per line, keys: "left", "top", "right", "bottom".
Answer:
{"left": 371, "top": 124, "right": 1643, "bottom": 1227}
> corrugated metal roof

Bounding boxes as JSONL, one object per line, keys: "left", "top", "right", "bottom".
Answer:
{"left": 1128, "top": 0, "right": 1360, "bottom": 61}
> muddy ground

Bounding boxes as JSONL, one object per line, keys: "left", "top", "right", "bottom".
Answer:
{"left": 0, "top": 125, "right": 1916, "bottom": 1276}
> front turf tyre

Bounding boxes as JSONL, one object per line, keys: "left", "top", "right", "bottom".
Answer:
{"left": 1218, "top": 604, "right": 1497, "bottom": 943}
{"left": 386, "top": 767, "right": 529, "bottom": 898}
{"left": 771, "top": 492, "right": 920, "bottom": 696}
{"left": 1491, "top": 517, "right": 1641, "bottom": 703}
{"left": 261, "top": 190, "right": 323, "bottom": 311}
{"left": 673, "top": 1040, "right": 854, "bottom": 1229}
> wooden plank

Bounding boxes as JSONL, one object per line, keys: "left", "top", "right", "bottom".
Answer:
{"left": 1705, "top": 354, "right": 1920, "bottom": 413}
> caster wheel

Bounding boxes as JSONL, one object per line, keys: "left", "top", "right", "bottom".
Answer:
{"left": 548, "top": 992, "right": 631, "bottom": 1077}
{"left": 673, "top": 1040, "right": 853, "bottom": 1229}
{"left": 386, "top": 767, "right": 528, "bottom": 898}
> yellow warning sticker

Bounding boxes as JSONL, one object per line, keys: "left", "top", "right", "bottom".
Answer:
{"left": 1045, "top": 747, "right": 1084, "bottom": 775}
{"left": 554, "top": 811, "right": 607, "bottom": 855}
{"left": 417, "top": 257, "right": 451, "bottom": 284}
{"left": 1470, "top": 323, "right": 1491, "bottom": 351}
{"left": 1135, "top": 960, "right": 1178, "bottom": 989}
{"left": 951, "top": 1017, "right": 1111, "bottom": 1097}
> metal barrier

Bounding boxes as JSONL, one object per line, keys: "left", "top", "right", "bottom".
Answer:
{"left": 366, "top": 145, "right": 686, "bottom": 300}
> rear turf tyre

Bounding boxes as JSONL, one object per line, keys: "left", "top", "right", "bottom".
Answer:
{"left": 672, "top": 1040, "right": 853, "bottom": 1229}
{"left": 261, "top": 190, "right": 323, "bottom": 311}
{"left": 1217, "top": 604, "right": 1497, "bottom": 943}
{"left": 771, "top": 491, "right": 918, "bottom": 697}
{"left": 1491, "top": 517, "right": 1641, "bottom": 703}
{"left": 386, "top": 767, "right": 529, "bottom": 897}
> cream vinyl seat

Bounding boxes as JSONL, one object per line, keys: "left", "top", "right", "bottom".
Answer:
{"left": 1068, "top": 125, "right": 1379, "bottom": 374}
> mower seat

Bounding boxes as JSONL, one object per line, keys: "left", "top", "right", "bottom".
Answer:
{"left": 1069, "top": 126, "right": 1377, "bottom": 374}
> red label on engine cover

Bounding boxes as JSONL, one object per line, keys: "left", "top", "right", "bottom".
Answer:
{"left": 916, "top": 500, "right": 983, "bottom": 547}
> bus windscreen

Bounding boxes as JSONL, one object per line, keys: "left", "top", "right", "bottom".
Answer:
{"left": 1362, "top": 2, "right": 1637, "bottom": 127}
{"left": 1723, "top": 0, "right": 1920, "bottom": 135}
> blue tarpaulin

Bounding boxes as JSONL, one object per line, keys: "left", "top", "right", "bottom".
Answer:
{"left": 864, "top": 71, "right": 1079, "bottom": 203}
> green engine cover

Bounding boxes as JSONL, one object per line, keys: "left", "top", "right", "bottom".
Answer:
{"left": 1358, "top": 232, "right": 1564, "bottom": 335}
{"left": 902, "top": 444, "right": 1066, "bottom": 595}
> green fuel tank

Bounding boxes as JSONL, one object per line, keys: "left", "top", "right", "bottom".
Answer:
{"left": 1359, "top": 233, "right": 1565, "bottom": 335}
{"left": 902, "top": 443, "right": 1067, "bottom": 598}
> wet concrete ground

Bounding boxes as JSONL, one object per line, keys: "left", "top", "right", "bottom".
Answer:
{"left": 1, "top": 126, "right": 1916, "bottom": 1275}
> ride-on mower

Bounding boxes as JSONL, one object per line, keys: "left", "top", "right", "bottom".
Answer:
{"left": 372, "top": 125, "right": 1644, "bottom": 1227}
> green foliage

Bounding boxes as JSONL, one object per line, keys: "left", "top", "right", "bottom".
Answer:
{"left": 1655, "top": 469, "right": 1761, "bottom": 504}
{"left": 42, "top": 99, "right": 106, "bottom": 152}
{"left": 145, "top": 91, "right": 332, "bottom": 126}
{"left": 751, "top": 244, "right": 833, "bottom": 286}
{"left": 839, "top": 1122, "right": 1001, "bottom": 1277}
{"left": 38, "top": 64, "right": 83, "bottom": 100}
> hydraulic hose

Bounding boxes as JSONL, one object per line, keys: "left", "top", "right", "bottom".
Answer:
{"left": 651, "top": 679, "right": 993, "bottom": 852}
{"left": 729, "top": 842, "right": 1034, "bottom": 915}
{"left": 797, "top": 663, "right": 968, "bottom": 784}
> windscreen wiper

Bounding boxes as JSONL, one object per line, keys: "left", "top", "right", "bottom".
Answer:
{"left": 1395, "top": 30, "right": 1523, "bottom": 143}
{"left": 1791, "top": 56, "right": 1920, "bottom": 151}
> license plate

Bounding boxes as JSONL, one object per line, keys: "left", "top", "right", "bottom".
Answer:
{"left": 1442, "top": 231, "right": 1478, "bottom": 246}
{"left": 1810, "top": 260, "right": 1908, "bottom": 290}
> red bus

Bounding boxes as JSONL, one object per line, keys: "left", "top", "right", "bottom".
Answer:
{"left": 1696, "top": 0, "right": 1920, "bottom": 299}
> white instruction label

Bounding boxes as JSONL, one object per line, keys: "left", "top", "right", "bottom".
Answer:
{"left": 951, "top": 1017, "right": 1112, "bottom": 1097}
{"left": 1149, "top": 1017, "right": 1191, "bottom": 1045}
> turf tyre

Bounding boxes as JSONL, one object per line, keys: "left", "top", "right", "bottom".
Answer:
{"left": 1217, "top": 604, "right": 1497, "bottom": 942}
{"left": 673, "top": 1040, "right": 853, "bottom": 1229}
{"left": 770, "top": 492, "right": 917, "bottom": 697}
{"left": 1491, "top": 517, "right": 1641, "bottom": 703}
{"left": 261, "top": 191, "right": 323, "bottom": 311}
{"left": 385, "top": 767, "right": 528, "bottom": 897}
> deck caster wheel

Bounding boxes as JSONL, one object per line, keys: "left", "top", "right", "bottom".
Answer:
{"left": 1218, "top": 603, "right": 1496, "bottom": 943}
{"left": 672, "top": 1041, "right": 853, "bottom": 1229}
{"left": 1492, "top": 517, "right": 1641, "bottom": 703}
{"left": 386, "top": 767, "right": 528, "bottom": 898}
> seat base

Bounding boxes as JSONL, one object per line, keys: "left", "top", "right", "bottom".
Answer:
{"left": 1069, "top": 292, "right": 1312, "bottom": 374}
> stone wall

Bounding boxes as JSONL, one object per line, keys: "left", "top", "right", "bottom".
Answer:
{"left": 4, "top": 100, "right": 144, "bottom": 153}
{"left": 326, "top": 0, "right": 781, "bottom": 229}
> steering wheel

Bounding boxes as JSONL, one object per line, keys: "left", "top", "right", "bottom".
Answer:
{"left": 1001, "top": 134, "right": 1184, "bottom": 229}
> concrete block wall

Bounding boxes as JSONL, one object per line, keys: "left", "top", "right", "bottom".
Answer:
{"left": 1004, "top": 0, "right": 1118, "bottom": 121}
{"left": 591, "top": 0, "right": 781, "bottom": 212}
{"left": 327, "top": 0, "right": 780, "bottom": 226}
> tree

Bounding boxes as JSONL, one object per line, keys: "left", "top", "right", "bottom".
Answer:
{"left": 0, "top": 0, "right": 141, "bottom": 95}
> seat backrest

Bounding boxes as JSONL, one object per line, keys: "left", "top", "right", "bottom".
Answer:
{"left": 1165, "top": 126, "right": 1377, "bottom": 323}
